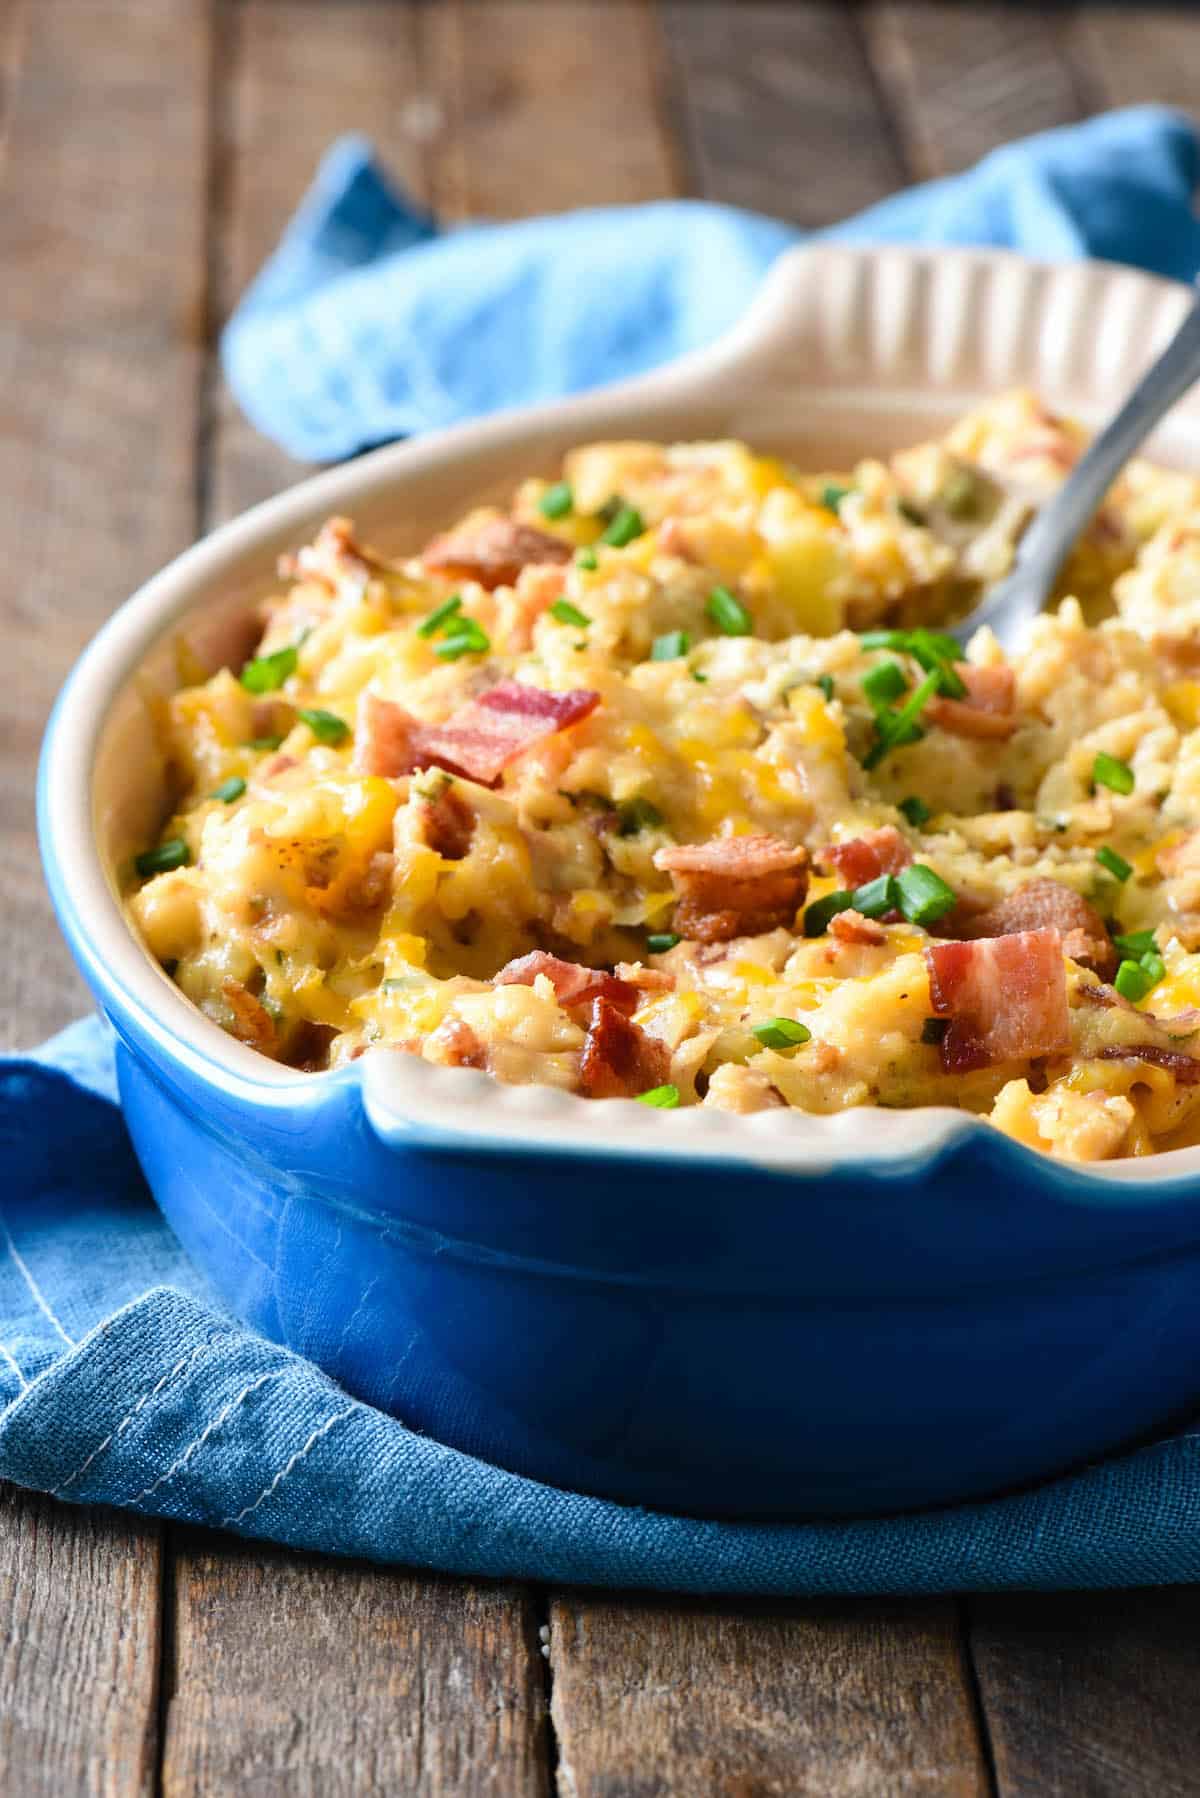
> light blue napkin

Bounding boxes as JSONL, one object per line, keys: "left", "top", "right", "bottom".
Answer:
{"left": 223, "top": 106, "right": 1200, "bottom": 464}
{"left": 15, "top": 107, "right": 1200, "bottom": 1591}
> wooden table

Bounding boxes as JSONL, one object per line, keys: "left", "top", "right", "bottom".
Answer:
{"left": 5, "top": 3, "right": 1200, "bottom": 1790}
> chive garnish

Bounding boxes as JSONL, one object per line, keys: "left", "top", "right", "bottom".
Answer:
{"left": 820, "top": 482, "right": 852, "bottom": 513}
{"left": 247, "top": 734, "right": 283, "bottom": 752}
{"left": 752, "top": 1017, "right": 812, "bottom": 1051}
{"left": 135, "top": 838, "right": 190, "bottom": 878}
{"left": 646, "top": 931, "right": 681, "bottom": 954}
{"left": 417, "top": 594, "right": 463, "bottom": 639}
{"left": 297, "top": 707, "right": 349, "bottom": 745}
{"left": 850, "top": 874, "right": 897, "bottom": 920}
{"left": 551, "top": 599, "right": 591, "bottom": 628}
{"left": 1115, "top": 959, "right": 1155, "bottom": 1003}
{"left": 435, "top": 618, "right": 491, "bottom": 660}
{"left": 617, "top": 797, "right": 664, "bottom": 836}
{"left": 894, "top": 863, "right": 957, "bottom": 926}
{"left": 861, "top": 669, "right": 940, "bottom": 770}
{"left": 240, "top": 643, "right": 299, "bottom": 693}
{"left": 538, "top": 481, "right": 573, "bottom": 520}
{"left": 862, "top": 661, "right": 908, "bottom": 708}
{"left": 1096, "top": 846, "right": 1133, "bottom": 883}
{"left": 803, "top": 890, "right": 855, "bottom": 936}
{"left": 899, "top": 795, "right": 932, "bottom": 828}
{"left": 637, "top": 1083, "right": 680, "bottom": 1108}
{"left": 599, "top": 503, "right": 645, "bottom": 548}
{"left": 816, "top": 674, "right": 835, "bottom": 702}
{"left": 651, "top": 630, "right": 690, "bottom": 661}
{"left": 210, "top": 776, "right": 246, "bottom": 804}
{"left": 1141, "top": 950, "right": 1166, "bottom": 986}
{"left": 1093, "top": 752, "right": 1135, "bottom": 796}
{"left": 706, "top": 585, "right": 753, "bottom": 637}
{"left": 1114, "top": 929, "right": 1157, "bottom": 958}
{"left": 691, "top": 670, "right": 709, "bottom": 683}
{"left": 576, "top": 547, "right": 599, "bottom": 571}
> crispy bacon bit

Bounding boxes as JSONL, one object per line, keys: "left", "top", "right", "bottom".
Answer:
{"left": 222, "top": 978, "right": 278, "bottom": 1054}
{"left": 818, "top": 826, "right": 912, "bottom": 889}
{"left": 419, "top": 783, "right": 475, "bottom": 860}
{"left": 495, "top": 950, "right": 638, "bottom": 1017}
{"left": 830, "top": 907, "right": 887, "bottom": 946}
{"left": 653, "top": 834, "right": 809, "bottom": 944}
{"left": 579, "top": 996, "right": 670, "bottom": 1099}
{"left": 926, "top": 665, "right": 1017, "bottom": 740}
{"left": 960, "top": 879, "right": 1117, "bottom": 980}
{"left": 925, "top": 928, "right": 1070, "bottom": 1073}
{"left": 427, "top": 1018, "right": 489, "bottom": 1070}
{"left": 354, "top": 681, "right": 600, "bottom": 786}
{"left": 615, "top": 961, "right": 675, "bottom": 994}
{"left": 423, "top": 518, "right": 572, "bottom": 590}
{"left": 1091, "top": 1044, "right": 1200, "bottom": 1085}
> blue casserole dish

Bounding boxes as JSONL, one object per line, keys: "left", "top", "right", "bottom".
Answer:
{"left": 37, "top": 246, "right": 1200, "bottom": 1518}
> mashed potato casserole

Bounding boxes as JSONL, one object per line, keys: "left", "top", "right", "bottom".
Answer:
{"left": 129, "top": 393, "right": 1200, "bottom": 1161}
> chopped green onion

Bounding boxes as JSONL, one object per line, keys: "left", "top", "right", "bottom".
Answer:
{"left": 538, "top": 481, "right": 573, "bottom": 520}
{"left": 599, "top": 503, "right": 645, "bottom": 548}
{"left": 850, "top": 874, "right": 897, "bottom": 920}
{"left": 941, "top": 468, "right": 981, "bottom": 518}
{"left": 381, "top": 975, "right": 423, "bottom": 991}
{"left": 646, "top": 932, "right": 681, "bottom": 954}
{"left": 240, "top": 644, "right": 298, "bottom": 693}
{"left": 862, "top": 661, "right": 908, "bottom": 708}
{"left": 895, "top": 863, "right": 957, "bottom": 926}
{"left": 297, "top": 707, "right": 349, "bottom": 746}
{"left": 706, "top": 585, "right": 753, "bottom": 637}
{"left": 651, "top": 630, "right": 690, "bottom": 661}
{"left": 135, "top": 838, "right": 190, "bottom": 878}
{"left": 1114, "top": 929, "right": 1158, "bottom": 959}
{"left": 816, "top": 674, "right": 835, "bottom": 702}
{"left": 803, "top": 890, "right": 855, "bottom": 936}
{"left": 434, "top": 618, "right": 491, "bottom": 660}
{"left": 752, "top": 1017, "right": 812, "bottom": 1052}
{"left": 551, "top": 599, "right": 591, "bottom": 628}
{"left": 1096, "top": 846, "right": 1133, "bottom": 883}
{"left": 1093, "top": 752, "right": 1134, "bottom": 796}
{"left": 576, "top": 546, "right": 598, "bottom": 571}
{"left": 820, "top": 482, "right": 852, "bottom": 513}
{"left": 1114, "top": 958, "right": 1154, "bottom": 1004}
{"left": 861, "top": 669, "right": 940, "bottom": 770}
{"left": 247, "top": 734, "right": 283, "bottom": 752}
{"left": 637, "top": 1083, "right": 680, "bottom": 1108}
{"left": 691, "top": 670, "right": 709, "bottom": 683}
{"left": 906, "top": 629, "right": 966, "bottom": 698}
{"left": 417, "top": 594, "right": 463, "bottom": 638}
{"left": 1140, "top": 949, "right": 1166, "bottom": 986}
{"left": 210, "top": 776, "right": 246, "bottom": 804}
{"left": 617, "top": 797, "right": 664, "bottom": 836}
{"left": 859, "top": 630, "right": 908, "bottom": 651}
{"left": 899, "top": 795, "right": 932, "bottom": 828}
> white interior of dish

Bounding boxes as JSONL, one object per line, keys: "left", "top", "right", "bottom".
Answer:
{"left": 44, "top": 244, "right": 1200, "bottom": 1182}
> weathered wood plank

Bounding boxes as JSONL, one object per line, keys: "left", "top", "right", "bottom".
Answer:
{"left": 970, "top": 1587, "right": 1200, "bottom": 1797}
{"left": 0, "top": 1485, "right": 162, "bottom": 1798}
{"left": 426, "top": 0, "right": 681, "bottom": 221}
{"left": 663, "top": 1, "right": 907, "bottom": 225}
{"left": 1070, "top": 8, "right": 1200, "bottom": 115}
{"left": 864, "top": 3, "right": 1084, "bottom": 180}
{"left": 0, "top": 0, "right": 210, "bottom": 1047}
{"left": 549, "top": 1592, "right": 988, "bottom": 1797}
{"left": 162, "top": 1534, "right": 549, "bottom": 1797}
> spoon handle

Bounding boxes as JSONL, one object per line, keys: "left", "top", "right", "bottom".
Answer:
{"left": 959, "top": 289, "right": 1200, "bottom": 648}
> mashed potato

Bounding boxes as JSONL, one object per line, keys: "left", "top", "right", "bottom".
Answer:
{"left": 128, "top": 391, "right": 1200, "bottom": 1162}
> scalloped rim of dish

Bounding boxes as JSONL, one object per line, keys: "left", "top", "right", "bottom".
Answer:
{"left": 37, "top": 242, "right": 1200, "bottom": 1189}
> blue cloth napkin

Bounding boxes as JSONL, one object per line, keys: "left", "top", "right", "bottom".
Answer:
{"left": 15, "top": 107, "right": 1200, "bottom": 1591}
{"left": 223, "top": 106, "right": 1200, "bottom": 463}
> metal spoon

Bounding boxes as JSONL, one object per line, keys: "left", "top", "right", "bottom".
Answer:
{"left": 951, "top": 290, "right": 1200, "bottom": 651}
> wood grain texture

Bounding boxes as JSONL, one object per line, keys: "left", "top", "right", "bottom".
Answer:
{"left": 425, "top": 0, "right": 682, "bottom": 220}
{"left": 1070, "top": 7, "right": 1200, "bottom": 114}
{"left": 864, "top": 3, "right": 1085, "bottom": 179}
{"left": 162, "top": 1535, "right": 549, "bottom": 1797}
{"left": 970, "top": 1587, "right": 1200, "bottom": 1797}
{"left": 549, "top": 1592, "right": 988, "bottom": 1797}
{"left": 663, "top": 1, "right": 907, "bottom": 224}
{"left": 0, "top": 0, "right": 210, "bottom": 1046}
{"left": 0, "top": 1485, "right": 162, "bottom": 1798}
{"left": 209, "top": 0, "right": 433, "bottom": 523}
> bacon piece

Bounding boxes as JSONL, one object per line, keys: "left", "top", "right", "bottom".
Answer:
{"left": 495, "top": 951, "right": 638, "bottom": 1017}
{"left": 354, "top": 682, "right": 600, "bottom": 786}
{"left": 653, "top": 834, "right": 809, "bottom": 944}
{"left": 422, "top": 518, "right": 572, "bottom": 590}
{"left": 926, "top": 664, "right": 1017, "bottom": 740}
{"left": 419, "top": 783, "right": 475, "bottom": 860}
{"left": 222, "top": 978, "right": 278, "bottom": 1054}
{"left": 615, "top": 962, "right": 675, "bottom": 994}
{"left": 579, "top": 996, "right": 670, "bottom": 1099}
{"left": 818, "top": 826, "right": 912, "bottom": 890}
{"left": 830, "top": 907, "right": 886, "bottom": 946}
{"left": 960, "top": 879, "right": 1117, "bottom": 980}
{"left": 427, "top": 1018, "right": 488, "bottom": 1070}
{"left": 925, "top": 928, "right": 1070, "bottom": 1074}
{"left": 1091, "top": 1044, "right": 1200, "bottom": 1085}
